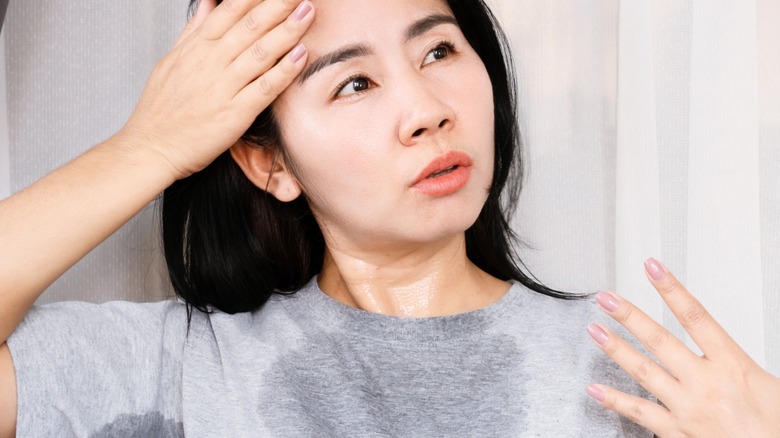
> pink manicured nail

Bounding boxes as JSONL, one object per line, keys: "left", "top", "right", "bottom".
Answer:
{"left": 293, "top": 1, "right": 312, "bottom": 21}
{"left": 587, "top": 323, "right": 609, "bottom": 346}
{"left": 595, "top": 292, "right": 619, "bottom": 312}
{"left": 644, "top": 257, "right": 667, "bottom": 281}
{"left": 586, "top": 384, "right": 605, "bottom": 402}
{"left": 289, "top": 44, "right": 307, "bottom": 63}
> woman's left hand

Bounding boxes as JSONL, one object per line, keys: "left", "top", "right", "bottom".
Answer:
{"left": 586, "top": 258, "right": 780, "bottom": 437}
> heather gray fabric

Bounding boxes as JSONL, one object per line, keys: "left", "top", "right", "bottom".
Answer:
{"left": 8, "top": 278, "right": 652, "bottom": 437}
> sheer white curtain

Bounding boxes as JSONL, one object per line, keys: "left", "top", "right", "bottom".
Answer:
{"left": 498, "top": 0, "right": 780, "bottom": 374}
{"left": 2, "top": 1, "right": 778, "bottom": 373}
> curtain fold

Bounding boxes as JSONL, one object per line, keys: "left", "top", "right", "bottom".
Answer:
{"left": 686, "top": 0, "right": 764, "bottom": 364}
{"left": 757, "top": 0, "right": 780, "bottom": 374}
{"left": 1, "top": 29, "right": 9, "bottom": 200}
{"left": 614, "top": 0, "right": 662, "bottom": 326}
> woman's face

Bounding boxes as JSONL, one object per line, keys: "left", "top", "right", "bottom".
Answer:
{"left": 274, "top": 0, "right": 495, "bottom": 252}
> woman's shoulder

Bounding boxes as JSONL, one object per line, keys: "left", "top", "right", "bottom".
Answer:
{"left": 11, "top": 298, "right": 191, "bottom": 352}
{"left": 8, "top": 298, "right": 190, "bottom": 437}
{"left": 503, "top": 282, "right": 640, "bottom": 355}
{"left": 22, "top": 297, "right": 188, "bottom": 326}
{"left": 506, "top": 280, "right": 599, "bottom": 323}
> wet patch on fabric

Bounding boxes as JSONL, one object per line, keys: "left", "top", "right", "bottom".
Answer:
{"left": 257, "top": 333, "right": 528, "bottom": 436}
{"left": 90, "top": 412, "right": 183, "bottom": 438}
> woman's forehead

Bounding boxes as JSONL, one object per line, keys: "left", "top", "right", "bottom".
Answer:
{"left": 302, "top": 0, "right": 453, "bottom": 49}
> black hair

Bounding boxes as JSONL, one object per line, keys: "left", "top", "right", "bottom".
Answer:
{"left": 164, "top": 0, "right": 580, "bottom": 318}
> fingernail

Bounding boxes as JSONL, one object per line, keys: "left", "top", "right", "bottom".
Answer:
{"left": 293, "top": 1, "right": 312, "bottom": 21}
{"left": 587, "top": 323, "right": 609, "bottom": 346}
{"left": 595, "top": 292, "right": 620, "bottom": 312}
{"left": 290, "top": 44, "right": 307, "bottom": 63}
{"left": 586, "top": 384, "right": 605, "bottom": 402}
{"left": 644, "top": 257, "right": 667, "bottom": 281}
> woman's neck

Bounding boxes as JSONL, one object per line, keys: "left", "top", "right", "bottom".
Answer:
{"left": 317, "top": 234, "right": 511, "bottom": 317}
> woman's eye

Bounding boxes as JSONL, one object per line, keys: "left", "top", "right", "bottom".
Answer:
{"left": 422, "top": 43, "right": 453, "bottom": 66}
{"left": 336, "top": 76, "right": 371, "bottom": 97}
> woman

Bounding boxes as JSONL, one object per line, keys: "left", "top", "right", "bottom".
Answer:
{"left": 0, "top": 0, "right": 777, "bottom": 436}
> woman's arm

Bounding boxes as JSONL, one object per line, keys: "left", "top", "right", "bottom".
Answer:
{"left": 0, "top": 343, "right": 15, "bottom": 438}
{"left": 0, "top": 0, "right": 314, "bottom": 432}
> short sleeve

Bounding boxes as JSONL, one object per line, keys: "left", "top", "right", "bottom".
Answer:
{"left": 6, "top": 300, "right": 189, "bottom": 437}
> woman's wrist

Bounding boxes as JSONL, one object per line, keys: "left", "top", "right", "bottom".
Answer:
{"left": 104, "top": 127, "right": 182, "bottom": 188}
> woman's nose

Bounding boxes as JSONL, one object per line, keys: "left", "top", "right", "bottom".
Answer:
{"left": 397, "top": 78, "right": 456, "bottom": 146}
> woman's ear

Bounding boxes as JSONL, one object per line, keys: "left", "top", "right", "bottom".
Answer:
{"left": 229, "top": 140, "right": 302, "bottom": 202}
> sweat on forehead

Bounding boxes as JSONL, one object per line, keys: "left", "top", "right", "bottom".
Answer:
{"left": 299, "top": 0, "right": 455, "bottom": 45}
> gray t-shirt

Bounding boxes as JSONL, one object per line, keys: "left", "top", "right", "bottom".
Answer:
{"left": 8, "top": 278, "right": 652, "bottom": 437}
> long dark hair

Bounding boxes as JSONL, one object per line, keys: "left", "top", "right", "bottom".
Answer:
{"left": 163, "top": 0, "right": 578, "bottom": 318}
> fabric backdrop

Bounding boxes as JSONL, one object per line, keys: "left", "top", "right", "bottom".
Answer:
{"left": 1, "top": 0, "right": 778, "bottom": 374}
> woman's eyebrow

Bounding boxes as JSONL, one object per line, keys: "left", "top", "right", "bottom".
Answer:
{"left": 299, "top": 44, "right": 371, "bottom": 84}
{"left": 298, "top": 13, "right": 459, "bottom": 85}
{"left": 404, "top": 14, "right": 458, "bottom": 42}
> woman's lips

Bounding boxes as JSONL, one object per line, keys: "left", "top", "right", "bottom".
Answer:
{"left": 411, "top": 151, "right": 473, "bottom": 196}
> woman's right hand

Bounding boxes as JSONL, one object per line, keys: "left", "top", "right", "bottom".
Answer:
{"left": 120, "top": 0, "right": 314, "bottom": 180}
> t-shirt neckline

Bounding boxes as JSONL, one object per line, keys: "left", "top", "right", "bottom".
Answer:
{"left": 281, "top": 276, "right": 524, "bottom": 343}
